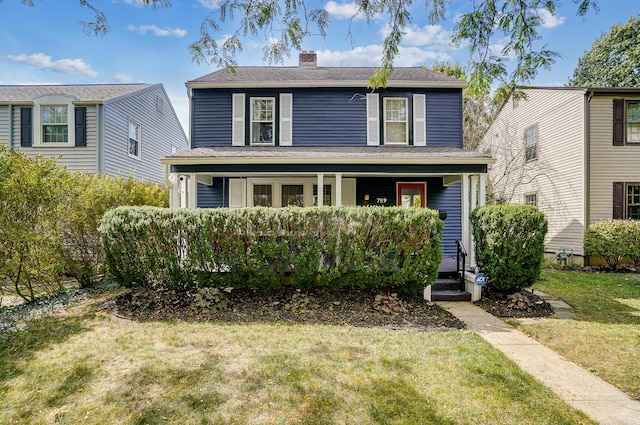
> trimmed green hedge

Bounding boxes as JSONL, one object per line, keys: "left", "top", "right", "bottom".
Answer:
{"left": 470, "top": 205, "right": 548, "bottom": 292}
{"left": 100, "top": 206, "right": 444, "bottom": 295}
{"left": 584, "top": 219, "right": 640, "bottom": 269}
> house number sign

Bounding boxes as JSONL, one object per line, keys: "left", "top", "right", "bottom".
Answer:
{"left": 376, "top": 198, "right": 388, "bottom": 204}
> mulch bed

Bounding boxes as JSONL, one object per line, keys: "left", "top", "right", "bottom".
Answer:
{"left": 474, "top": 287, "right": 555, "bottom": 318}
{"left": 101, "top": 287, "right": 466, "bottom": 331}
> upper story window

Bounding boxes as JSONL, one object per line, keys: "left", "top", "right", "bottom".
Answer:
{"left": 129, "top": 120, "right": 142, "bottom": 159}
{"left": 627, "top": 101, "right": 640, "bottom": 143}
{"left": 42, "top": 106, "right": 68, "bottom": 143}
{"left": 525, "top": 193, "right": 538, "bottom": 207}
{"left": 250, "top": 97, "right": 275, "bottom": 145}
{"left": 524, "top": 125, "right": 538, "bottom": 161}
{"left": 384, "top": 98, "right": 408, "bottom": 145}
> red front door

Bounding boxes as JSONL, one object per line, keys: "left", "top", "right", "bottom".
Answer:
{"left": 396, "top": 182, "right": 426, "bottom": 208}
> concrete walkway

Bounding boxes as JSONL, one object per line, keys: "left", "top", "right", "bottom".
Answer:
{"left": 439, "top": 302, "right": 640, "bottom": 425}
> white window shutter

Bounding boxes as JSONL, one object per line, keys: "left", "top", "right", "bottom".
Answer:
{"left": 229, "top": 178, "right": 246, "bottom": 208}
{"left": 232, "top": 93, "right": 245, "bottom": 146}
{"left": 366, "top": 93, "right": 380, "bottom": 146}
{"left": 413, "top": 94, "right": 426, "bottom": 146}
{"left": 279, "top": 93, "right": 293, "bottom": 146}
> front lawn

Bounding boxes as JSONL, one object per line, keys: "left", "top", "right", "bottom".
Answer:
{"left": 520, "top": 269, "right": 640, "bottom": 400}
{"left": 0, "top": 300, "right": 594, "bottom": 425}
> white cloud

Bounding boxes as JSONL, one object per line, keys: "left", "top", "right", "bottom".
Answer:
{"left": 199, "top": 0, "right": 222, "bottom": 10}
{"left": 114, "top": 72, "right": 135, "bottom": 83}
{"left": 127, "top": 24, "right": 187, "bottom": 37}
{"left": 380, "top": 24, "right": 452, "bottom": 48}
{"left": 536, "top": 9, "right": 566, "bottom": 28}
{"left": 5, "top": 53, "right": 98, "bottom": 78}
{"left": 324, "top": 2, "right": 366, "bottom": 20}
{"left": 317, "top": 45, "right": 450, "bottom": 67}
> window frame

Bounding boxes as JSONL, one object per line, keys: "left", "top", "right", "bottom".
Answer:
{"left": 252, "top": 183, "right": 274, "bottom": 207}
{"left": 626, "top": 101, "right": 640, "bottom": 144}
{"left": 627, "top": 183, "right": 640, "bottom": 219}
{"left": 383, "top": 97, "right": 409, "bottom": 145}
{"left": 249, "top": 97, "right": 276, "bottom": 146}
{"left": 524, "top": 124, "right": 538, "bottom": 162}
{"left": 524, "top": 193, "right": 538, "bottom": 207}
{"left": 128, "top": 120, "right": 142, "bottom": 160}
{"left": 41, "top": 105, "right": 69, "bottom": 143}
{"left": 32, "top": 95, "right": 76, "bottom": 147}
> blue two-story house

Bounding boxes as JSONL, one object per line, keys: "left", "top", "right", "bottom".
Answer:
{"left": 162, "top": 52, "right": 493, "bottom": 300}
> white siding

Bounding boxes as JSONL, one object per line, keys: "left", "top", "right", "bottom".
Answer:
{"left": 589, "top": 94, "right": 640, "bottom": 223}
{"left": 0, "top": 105, "right": 9, "bottom": 146}
{"left": 480, "top": 89, "right": 587, "bottom": 255}
{"left": 10, "top": 105, "right": 98, "bottom": 172}
{"left": 103, "top": 85, "right": 188, "bottom": 183}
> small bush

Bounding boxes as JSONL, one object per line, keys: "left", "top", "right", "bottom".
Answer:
{"left": 100, "top": 206, "right": 444, "bottom": 295}
{"left": 584, "top": 219, "right": 640, "bottom": 270}
{"left": 470, "top": 204, "right": 548, "bottom": 293}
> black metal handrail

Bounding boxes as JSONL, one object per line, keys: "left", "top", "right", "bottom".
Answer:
{"left": 455, "top": 239, "right": 467, "bottom": 287}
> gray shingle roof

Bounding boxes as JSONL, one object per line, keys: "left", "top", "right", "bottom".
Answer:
{"left": 188, "top": 67, "right": 465, "bottom": 88}
{"left": 0, "top": 84, "right": 157, "bottom": 104}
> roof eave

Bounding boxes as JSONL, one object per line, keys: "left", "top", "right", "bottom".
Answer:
{"left": 161, "top": 156, "right": 494, "bottom": 166}
{"left": 185, "top": 80, "right": 467, "bottom": 90}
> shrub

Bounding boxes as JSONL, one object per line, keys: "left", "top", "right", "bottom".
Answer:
{"left": 100, "top": 206, "right": 444, "bottom": 295}
{"left": 584, "top": 219, "right": 640, "bottom": 270}
{"left": 470, "top": 204, "right": 548, "bottom": 293}
{"left": 0, "top": 147, "right": 168, "bottom": 302}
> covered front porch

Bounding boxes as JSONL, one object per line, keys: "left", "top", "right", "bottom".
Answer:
{"left": 162, "top": 146, "right": 494, "bottom": 298}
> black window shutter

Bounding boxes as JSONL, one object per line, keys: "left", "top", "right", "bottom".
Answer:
{"left": 20, "top": 107, "right": 32, "bottom": 147}
{"left": 613, "top": 99, "right": 625, "bottom": 146}
{"left": 75, "top": 107, "right": 87, "bottom": 147}
{"left": 613, "top": 182, "right": 624, "bottom": 219}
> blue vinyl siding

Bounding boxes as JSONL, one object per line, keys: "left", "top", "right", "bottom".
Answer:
{"left": 292, "top": 88, "right": 367, "bottom": 146}
{"left": 427, "top": 181, "right": 461, "bottom": 258}
{"left": 191, "top": 90, "right": 233, "bottom": 148}
{"left": 355, "top": 177, "right": 460, "bottom": 257}
{"left": 425, "top": 90, "right": 463, "bottom": 148}
{"left": 191, "top": 87, "right": 463, "bottom": 149}
{"left": 197, "top": 178, "right": 227, "bottom": 208}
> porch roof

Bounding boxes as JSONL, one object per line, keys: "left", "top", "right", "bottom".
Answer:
{"left": 162, "top": 146, "right": 494, "bottom": 166}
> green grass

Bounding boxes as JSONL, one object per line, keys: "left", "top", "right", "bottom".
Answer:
{"left": 519, "top": 269, "right": 640, "bottom": 399}
{"left": 0, "top": 303, "right": 594, "bottom": 425}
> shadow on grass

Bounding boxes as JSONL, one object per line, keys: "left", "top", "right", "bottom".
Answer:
{"left": 0, "top": 312, "right": 95, "bottom": 393}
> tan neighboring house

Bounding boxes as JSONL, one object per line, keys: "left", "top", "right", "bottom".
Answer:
{"left": 0, "top": 84, "right": 188, "bottom": 184}
{"left": 480, "top": 87, "right": 640, "bottom": 265}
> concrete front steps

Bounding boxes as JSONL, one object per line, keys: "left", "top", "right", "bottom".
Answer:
{"left": 427, "top": 257, "right": 473, "bottom": 302}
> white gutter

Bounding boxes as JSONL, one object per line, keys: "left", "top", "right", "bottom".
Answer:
{"left": 161, "top": 156, "right": 495, "bottom": 166}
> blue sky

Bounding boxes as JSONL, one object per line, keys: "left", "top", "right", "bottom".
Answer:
{"left": 1, "top": 0, "right": 638, "bottom": 135}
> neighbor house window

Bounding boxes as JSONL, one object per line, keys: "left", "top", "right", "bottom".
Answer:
{"left": 253, "top": 184, "right": 273, "bottom": 207}
{"left": 42, "top": 106, "right": 68, "bottom": 143}
{"left": 524, "top": 125, "right": 538, "bottom": 161}
{"left": 628, "top": 184, "right": 640, "bottom": 219}
{"left": 250, "top": 98, "right": 275, "bottom": 145}
{"left": 313, "top": 184, "right": 332, "bottom": 206}
{"left": 281, "top": 185, "right": 304, "bottom": 207}
{"left": 525, "top": 193, "right": 538, "bottom": 207}
{"left": 627, "top": 102, "right": 640, "bottom": 143}
{"left": 384, "top": 98, "right": 408, "bottom": 145}
{"left": 129, "top": 120, "right": 141, "bottom": 159}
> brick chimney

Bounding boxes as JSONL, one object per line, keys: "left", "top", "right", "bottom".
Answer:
{"left": 299, "top": 50, "right": 317, "bottom": 68}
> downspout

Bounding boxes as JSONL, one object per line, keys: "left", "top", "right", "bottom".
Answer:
{"left": 584, "top": 89, "right": 592, "bottom": 265}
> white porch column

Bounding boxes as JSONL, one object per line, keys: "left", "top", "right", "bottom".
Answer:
{"left": 335, "top": 173, "right": 343, "bottom": 206}
{"left": 169, "top": 173, "right": 180, "bottom": 209}
{"left": 317, "top": 173, "right": 324, "bottom": 206}
{"left": 479, "top": 174, "right": 487, "bottom": 207}
{"left": 188, "top": 174, "right": 198, "bottom": 209}
{"left": 179, "top": 175, "right": 187, "bottom": 208}
{"left": 469, "top": 175, "right": 479, "bottom": 268}
{"left": 461, "top": 174, "right": 470, "bottom": 265}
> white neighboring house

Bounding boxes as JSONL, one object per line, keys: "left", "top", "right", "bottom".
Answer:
{"left": 0, "top": 84, "right": 188, "bottom": 183}
{"left": 480, "top": 87, "right": 640, "bottom": 265}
